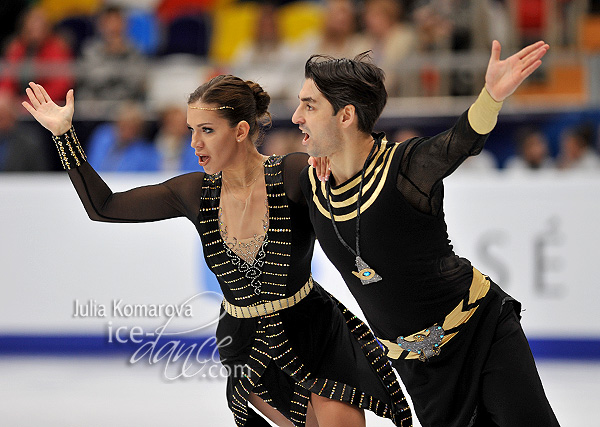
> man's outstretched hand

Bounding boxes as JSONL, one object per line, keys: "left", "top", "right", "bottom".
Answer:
{"left": 485, "top": 40, "right": 549, "bottom": 102}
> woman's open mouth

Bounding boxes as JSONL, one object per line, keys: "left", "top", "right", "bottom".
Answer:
{"left": 197, "top": 155, "right": 210, "bottom": 166}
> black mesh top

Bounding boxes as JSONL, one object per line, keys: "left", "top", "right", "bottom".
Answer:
{"left": 300, "top": 111, "right": 489, "bottom": 339}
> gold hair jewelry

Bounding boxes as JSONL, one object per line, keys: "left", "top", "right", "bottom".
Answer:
{"left": 189, "top": 105, "right": 234, "bottom": 110}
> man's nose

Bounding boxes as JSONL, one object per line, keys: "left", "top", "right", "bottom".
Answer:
{"left": 292, "top": 106, "right": 303, "bottom": 124}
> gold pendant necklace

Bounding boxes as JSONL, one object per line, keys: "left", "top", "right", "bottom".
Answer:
{"left": 325, "top": 141, "right": 382, "bottom": 285}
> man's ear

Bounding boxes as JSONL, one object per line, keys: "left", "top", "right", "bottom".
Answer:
{"left": 339, "top": 104, "right": 356, "bottom": 129}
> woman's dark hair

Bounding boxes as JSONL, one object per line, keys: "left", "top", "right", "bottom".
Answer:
{"left": 304, "top": 52, "right": 387, "bottom": 134}
{"left": 188, "top": 75, "right": 271, "bottom": 145}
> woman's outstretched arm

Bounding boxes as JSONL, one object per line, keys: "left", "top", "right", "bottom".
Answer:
{"left": 23, "top": 82, "right": 201, "bottom": 223}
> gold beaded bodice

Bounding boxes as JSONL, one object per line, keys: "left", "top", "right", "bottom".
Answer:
{"left": 198, "top": 155, "right": 298, "bottom": 307}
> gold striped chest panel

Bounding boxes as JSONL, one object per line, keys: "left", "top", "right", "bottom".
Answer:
{"left": 198, "top": 156, "right": 292, "bottom": 306}
{"left": 308, "top": 140, "right": 400, "bottom": 222}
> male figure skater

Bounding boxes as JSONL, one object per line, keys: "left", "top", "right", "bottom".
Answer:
{"left": 295, "top": 41, "right": 560, "bottom": 426}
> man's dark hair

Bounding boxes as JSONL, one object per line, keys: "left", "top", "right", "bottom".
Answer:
{"left": 304, "top": 52, "right": 387, "bottom": 134}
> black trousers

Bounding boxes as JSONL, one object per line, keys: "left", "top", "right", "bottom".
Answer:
{"left": 470, "top": 308, "right": 560, "bottom": 426}
{"left": 392, "top": 305, "right": 560, "bottom": 427}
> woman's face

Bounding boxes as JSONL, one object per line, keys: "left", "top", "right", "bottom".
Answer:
{"left": 187, "top": 103, "right": 239, "bottom": 175}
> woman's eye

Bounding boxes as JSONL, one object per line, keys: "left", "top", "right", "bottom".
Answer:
{"left": 202, "top": 127, "right": 214, "bottom": 134}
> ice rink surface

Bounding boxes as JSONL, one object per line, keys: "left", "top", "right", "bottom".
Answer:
{"left": 0, "top": 356, "right": 598, "bottom": 426}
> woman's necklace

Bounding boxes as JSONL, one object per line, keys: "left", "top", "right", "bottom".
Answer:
{"left": 222, "top": 159, "right": 264, "bottom": 189}
{"left": 325, "top": 141, "right": 382, "bottom": 285}
{"left": 222, "top": 178, "right": 255, "bottom": 205}
{"left": 221, "top": 158, "right": 264, "bottom": 206}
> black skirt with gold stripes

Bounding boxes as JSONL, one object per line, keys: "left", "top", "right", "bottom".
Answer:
{"left": 216, "top": 281, "right": 412, "bottom": 426}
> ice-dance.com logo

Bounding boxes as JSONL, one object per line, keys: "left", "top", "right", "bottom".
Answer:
{"left": 74, "top": 291, "right": 250, "bottom": 380}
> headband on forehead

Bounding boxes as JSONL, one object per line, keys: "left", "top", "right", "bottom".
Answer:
{"left": 189, "top": 105, "right": 234, "bottom": 111}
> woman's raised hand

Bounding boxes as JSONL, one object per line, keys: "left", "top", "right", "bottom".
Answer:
{"left": 308, "top": 156, "right": 331, "bottom": 182}
{"left": 22, "top": 82, "right": 74, "bottom": 136}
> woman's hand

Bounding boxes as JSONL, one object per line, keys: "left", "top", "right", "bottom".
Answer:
{"left": 484, "top": 40, "right": 549, "bottom": 102}
{"left": 308, "top": 156, "right": 331, "bottom": 182}
{"left": 22, "top": 82, "right": 74, "bottom": 136}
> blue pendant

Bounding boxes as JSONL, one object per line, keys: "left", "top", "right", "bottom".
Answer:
{"left": 352, "top": 256, "right": 382, "bottom": 285}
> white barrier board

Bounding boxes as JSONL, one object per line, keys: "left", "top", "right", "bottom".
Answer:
{"left": 1, "top": 171, "right": 598, "bottom": 339}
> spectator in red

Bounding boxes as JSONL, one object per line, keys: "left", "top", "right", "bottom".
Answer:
{"left": 0, "top": 6, "right": 73, "bottom": 101}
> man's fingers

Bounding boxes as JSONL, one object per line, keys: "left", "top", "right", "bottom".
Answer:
{"left": 521, "top": 52, "right": 543, "bottom": 73}
{"left": 517, "top": 40, "right": 546, "bottom": 60}
{"left": 519, "top": 44, "right": 548, "bottom": 79}
{"left": 521, "top": 60, "right": 543, "bottom": 80}
{"left": 521, "top": 44, "right": 549, "bottom": 69}
{"left": 489, "top": 40, "right": 501, "bottom": 63}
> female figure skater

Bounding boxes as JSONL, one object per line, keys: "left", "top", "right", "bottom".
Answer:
{"left": 22, "top": 76, "right": 411, "bottom": 427}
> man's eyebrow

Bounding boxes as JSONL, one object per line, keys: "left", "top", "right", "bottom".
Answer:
{"left": 299, "top": 96, "right": 316, "bottom": 103}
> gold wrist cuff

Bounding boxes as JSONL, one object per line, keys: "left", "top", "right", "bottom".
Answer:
{"left": 467, "top": 87, "right": 504, "bottom": 135}
{"left": 52, "top": 126, "right": 87, "bottom": 170}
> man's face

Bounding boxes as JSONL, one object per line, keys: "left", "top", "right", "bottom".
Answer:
{"left": 292, "top": 79, "right": 343, "bottom": 158}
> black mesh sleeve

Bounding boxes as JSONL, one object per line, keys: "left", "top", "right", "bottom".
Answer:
{"left": 396, "top": 110, "right": 489, "bottom": 216}
{"left": 68, "top": 163, "right": 204, "bottom": 223}
{"left": 53, "top": 128, "right": 205, "bottom": 223}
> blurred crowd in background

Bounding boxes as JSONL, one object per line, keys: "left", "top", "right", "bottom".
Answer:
{"left": 1, "top": 0, "right": 600, "bottom": 172}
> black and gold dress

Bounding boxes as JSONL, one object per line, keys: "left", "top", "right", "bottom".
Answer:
{"left": 52, "top": 128, "right": 412, "bottom": 426}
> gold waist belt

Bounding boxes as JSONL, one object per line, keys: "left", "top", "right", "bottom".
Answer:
{"left": 378, "top": 267, "right": 490, "bottom": 361}
{"left": 222, "top": 276, "right": 314, "bottom": 318}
